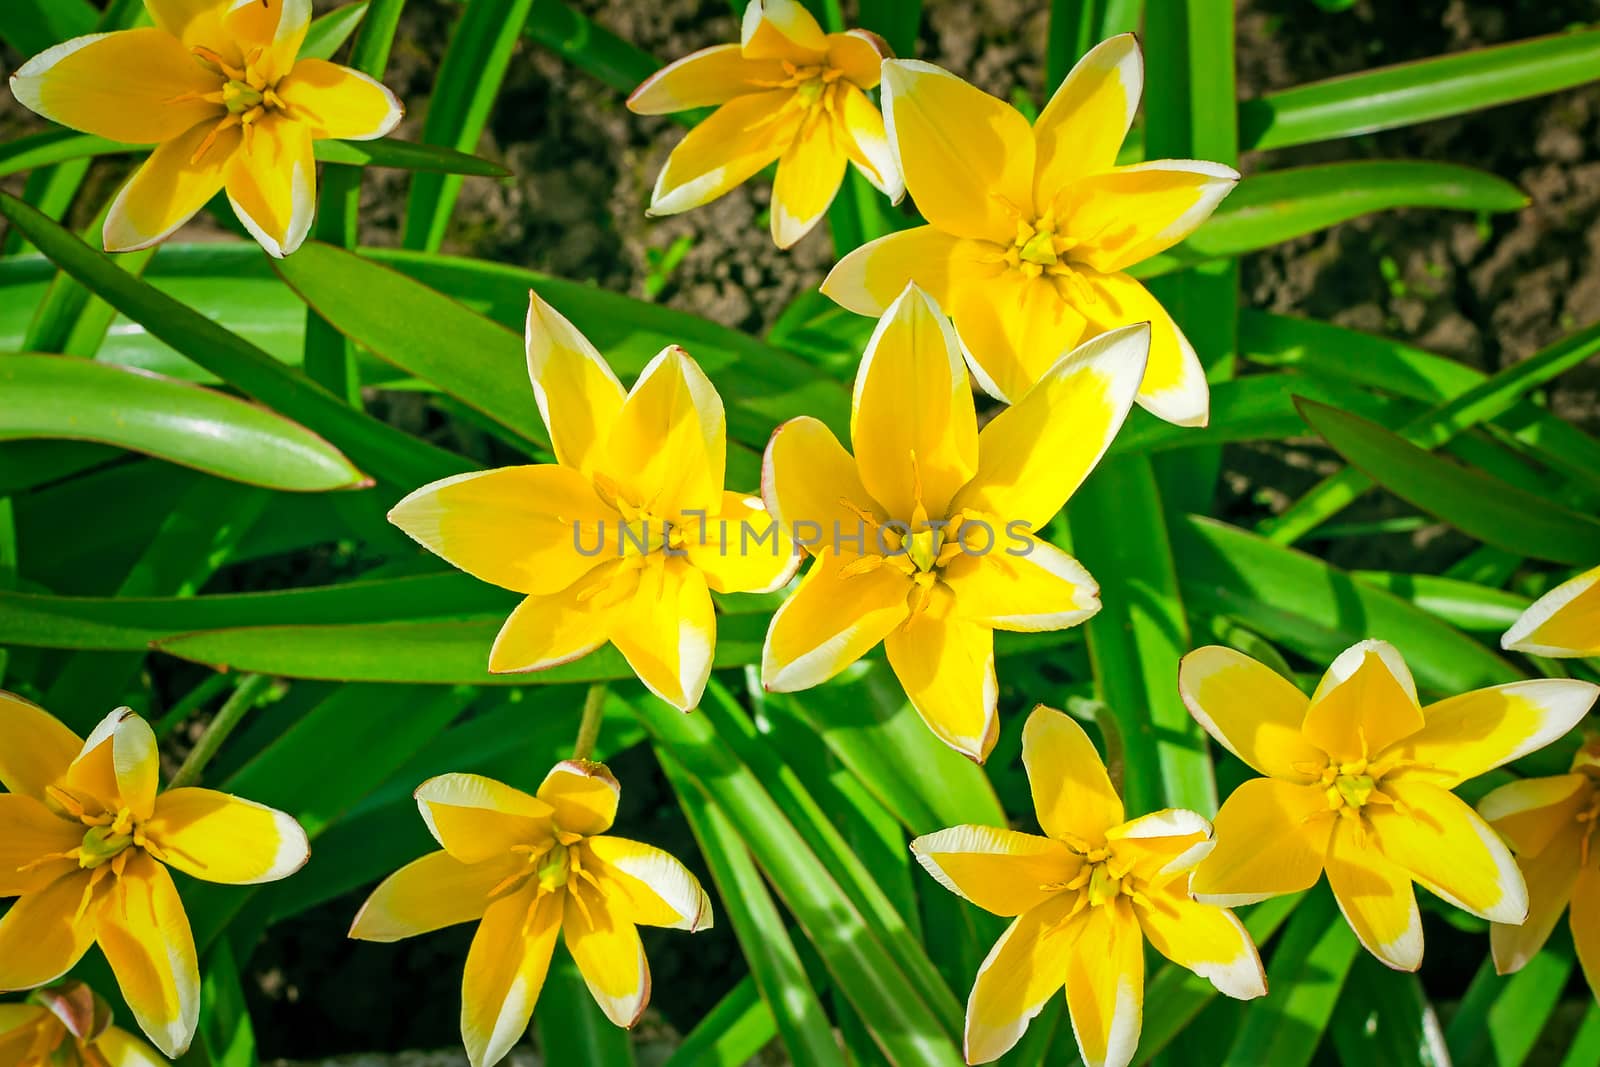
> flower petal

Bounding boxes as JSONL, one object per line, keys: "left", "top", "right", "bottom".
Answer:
{"left": 627, "top": 44, "right": 788, "bottom": 115}
{"left": 603, "top": 346, "right": 726, "bottom": 519}
{"left": 837, "top": 80, "right": 903, "bottom": 202}
{"left": 1190, "top": 779, "right": 1333, "bottom": 907}
{"left": 911, "top": 825, "right": 1080, "bottom": 917}
{"left": 1062, "top": 161, "right": 1239, "bottom": 275}
{"left": 488, "top": 582, "right": 621, "bottom": 675}
{"left": 851, "top": 284, "right": 978, "bottom": 520}
{"left": 0, "top": 871, "right": 98, "bottom": 991}
{"left": 760, "top": 416, "right": 874, "bottom": 555}
{"left": 1022, "top": 705, "right": 1123, "bottom": 843}
{"left": 1300, "top": 641, "right": 1423, "bottom": 764}
{"left": 1490, "top": 822, "right": 1582, "bottom": 975}
{"left": 348, "top": 849, "right": 512, "bottom": 942}
{"left": 821, "top": 225, "right": 992, "bottom": 316}
{"left": 68, "top": 708, "right": 159, "bottom": 822}
{"left": 770, "top": 113, "right": 849, "bottom": 248}
{"left": 826, "top": 29, "right": 888, "bottom": 88}
{"left": 1478, "top": 773, "right": 1591, "bottom": 857}
{"left": 647, "top": 90, "right": 803, "bottom": 217}
{"left": 564, "top": 888, "right": 651, "bottom": 1028}
{"left": 949, "top": 270, "right": 1089, "bottom": 404}
{"left": 1324, "top": 820, "right": 1423, "bottom": 971}
{"left": 0, "top": 1005, "right": 46, "bottom": 1060}
{"left": 92, "top": 1026, "right": 170, "bottom": 1067}
{"left": 1105, "top": 808, "right": 1215, "bottom": 886}
{"left": 941, "top": 535, "right": 1100, "bottom": 632}
{"left": 1571, "top": 865, "right": 1600, "bottom": 1005}
{"left": 1032, "top": 33, "right": 1141, "bottom": 199}
{"left": 886, "top": 608, "right": 998, "bottom": 762}
{"left": 1369, "top": 781, "right": 1527, "bottom": 924}
{"left": 9, "top": 30, "right": 221, "bottom": 144}
{"left": 1389, "top": 680, "right": 1598, "bottom": 789}
{"left": 1078, "top": 270, "right": 1209, "bottom": 427}
{"left": 741, "top": 0, "right": 827, "bottom": 60}
{"left": 388, "top": 464, "right": 616, "bottom": 596}
{"left": 98, "top": 855, "right": 199, "bottom": 1058}
{"left": 952, "top": 322, "right": 1150, "bottom": 531}
{"left": 880, "top": 59, "right": 1035, "bottom": 242}
{"left": 224, "top": 113, "right": 317, "bottom": 258}
{"left": 275, "top": 59, "right": 403, "bottom": 141}
{"left": 1136, "top": 879, "right": 1265, "bottom": 1000}
{"left": 0, "top": 793, "right": 82, "bottom": 896}
{"left": 963, "top": 893, "right": 1077, "bottom": 1064}
{"left": 536, "top": 760, "right": 620, "bottom": 838}
{"left": 415, "top": 773, "right": 553, "bottom": 864}
{"left": 221, "top": 0, "right": 310, "bottom": 84}
{"left": 103, "top": 120, "right": 237, "bottom": 254}
{"left": 1178, "top": 646, "right": 1322, "bottom": 780}
{"left": 682, "top": 491, "right": 797, "bottom": 595}
{"left": 525, "top": 293, "right": 627, "bottom": 476}
{"left": 586, "top": 834, "right": 713, "bottom": 931}
{"left": 611, "top": 555, "right": 716, "bottom": 711}
{"left": 0, "top": 690, "right": 81, "bottom": 799}
{"left": 761, "top": 547, "right": 911, "bottom": 691}
{"left": 144, "top": 788, "right": 308, "bottom": 886}
{"left": 1502, "top": 564, "right": 1600, "bottom": 657}
{"left": 460, "top": 887, "right": 560, "bottom": 1067}
{"left": 1062, "top": 899, "right": 1145, "bottom": 1067}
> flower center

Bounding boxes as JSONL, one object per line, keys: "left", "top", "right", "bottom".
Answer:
{"left": 1042, "top": 842, "right": 1149, "bottom": 922}
{"left": 167, "top": 45, "right": 303, "bottom": 163}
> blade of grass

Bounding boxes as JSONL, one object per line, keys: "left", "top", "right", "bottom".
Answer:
{"left": 661, "top": 978, "right": 780, "bottom": 1067}
{"left": 1446, "top": 935, "right": 1573, "bottom": 1067}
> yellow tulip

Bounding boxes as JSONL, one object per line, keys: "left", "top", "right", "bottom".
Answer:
{"left": 913, "top": 706, "right": 1264, "bottom": 1066}
{"left": 760, "top": 282, "right": 1148, "bottom": 761}
{"left": 628, "top": 0, "right": 903, "bottom": 248}
{"left": 0, "top": 981, "right": 166, "bottom": 1067}
{"left": 388, "top": 293, "right": 796, "bottom": 711}
{"left": 349, "top": 761, "right": 712, "bottom": 1067}
{"left": 1480, "top": 738, "right": 1600, "bottom": 998}
{"left": 9, "top": 0, "right": 403, "bottom": 257}
{"left": 0, "top": 694, "right": 310, "bottom": 1057}
{"left": 1180, "top": 640, "right": 1599, "bottom": 970}
{"left": 821, "top": 35, "right": 1238, "bottom": 426}
{"left": 1502, "top": 563, "right": 1600, "bottom": 658}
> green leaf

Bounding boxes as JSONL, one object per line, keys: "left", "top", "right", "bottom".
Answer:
{"left": 521, "top": 0, "right": 659, "bottom": 97}
{"left": 0, "top": 0, "right": 94, "bottom": 55}
{"left": 315, "top": 137, "right": 512, "bottom": 176}
{"left": 299, "top": 0, "right": 369, "bottom": 61}
{"left": 535, "top": 947, "right": 637, "bottom": 1067}
{"left": 1328, "top": 954, "right": 1449, "bottom": 1067}
{"left": 1446, "top": 937, "right": 1573, "bottom": 1067}
{"left": 661, "top": 979, "right": 780, "bottom": 1067}
{"left": 1351, "top": 571, "right": 1529, "bottom": 635}
{"left": 0, "top": 353, "right": 370, "bottom": 492}
{"left": 857, "top": 0, "right": 921, "bottom": 56}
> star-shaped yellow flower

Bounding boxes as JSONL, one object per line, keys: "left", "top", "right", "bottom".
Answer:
{"left": 388, "top": 293, "right": 796, "bottom": 711}
{"left": 0, "top": 981, "right": 165, "bottom": 1067}
{"left": 1479, "top": 738, "right": 1600, "bottom": 997}
{"left": 760, "top": 282, "right": 1148, "bottom": 761}
{"left": 628, "top": 0, "right": 904, "bottom": 248}
{"left": 1502, "top": 563, "right": 1600, "bottom": 658}
{"left": 913, "top": 706, "right": 1264, "bottom": 1066}
{"left": 1180, "top": 639, "right": 1599, "bottom": 970}
{"left": 821, "top": 35, "right": 1238, "bottom": 426}
{"left": 350, "top": 761, "right": 713, "bottom": 1067}
{"left": 0, "top": 694, "right": 310, "bottom": 1057}
{"left": 9, "top": 0, "right": 403, "bottom": 257}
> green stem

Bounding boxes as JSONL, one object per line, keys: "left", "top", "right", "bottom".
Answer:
{"left": 572, "top": 682, "right": 608, "bottom": 762}
{"left": 167, "top": 674, "right": 273, "bottom": 790}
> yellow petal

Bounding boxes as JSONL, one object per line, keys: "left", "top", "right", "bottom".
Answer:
{"left": 1368, "top": 781, "right": 1527, "bottom": 924}
{"left": 1062, "top": 161, "right": 1238, "bottom": 275}
{"left": 415, "top": 773, "right": 554, "bottom": 864}
{"left": 224, "top": 113, "right": 316, "bottom": 258}
{"left": 952, "top": 322, "right": 1149, "bottom": 530}
{"left": 1135, "top": 878, "right": 1266, "bottom": 1000}
{"left": 1571, "top": 865, "right": 1600, "bottom": 1005}
{"left": 911, "top": 825, "right": 1080, "bottom": 916}
{"left": 1491, "top": 822, "right": 1582, "bottom": 975}
{"left": 1061, "top": 899, "right": 1144, "bottom": 1067}
{"left": 1021, "top": 705, "right": 1123, "bottom": 842}
{"left": 826, "top": 29, "right": 888, "bottom": 88}
{"left": 610, "top": 555, "right": 716, "bottom": 711}
{"left": 740, "top": 0, "right": 827, "bottom": 62}
{"left": 488, "top": 582, "right": 621, "bottom": 675}
{"left": 102, "top": 119, "right": 238, "bottom": 254}
{"left": 886, "top": 608, "right": 998, "bottom": 762}
{"left": 760, "top": 415, "right": 875, "bottom": 552}
{"left": 586, "top": 834, "right": 713, "bottom": 931}
{"left": 91, "top": 1026, "right": 169, "bottom": 1067}
{"left": 349, "top": 849, "right": 512, "bottom": 942}
{"left": 460, "top": 887, "right": 560, "bottom": 1067}
{"left": 770, "top": 115, "right": 849, "bottom": 248}
{"left": 821, "top": 225, "right": 993, "bottom": 316}
{"left": 940, "top": 535, "right": 1100, "bottom": 632}
{"left": 1031, "top": 33, "right": 1142, "bottom": 200}
{"left": 0, "top": 871, "right": 97, "bottom": 991}
{"left": 681, "top": 491, "right": 798, "bottom": 595}
{"left": 1502, "top": 563, "right": 1600, "bottom": 657}
{"left": 602, "top": 346, "right": 726, "bottom": 519}
{"left": 836, "top": 80, "right": 902, "bottom": 201}
{"left": 525, "top": 292, "right": 627, "bottom": 477}
{"left": 536, "top": 760, "right": 620, "bottom": 838}
{"left": 98, "top": 855, "right": 199, "bottom": 1058}
{"left": 963, "top": 893, "right": 1077, "bottom": 1064}
{"left": 0, "top": 690, "right": 82, "bottom": 799}
{"left": 1078, "top": 270, "right": 1209, "bottom": 427}
{"left": 1388, "top": 679, "right": 1598, "bottom": 789}
{"left": 1190, "top": 778, "right": 1332, "bottom": 906}
{"left": 143, "top": 0, "right": 227, "bottom": 45}
{"left": 627, "top": 44, "right": 787, "bottom": 115}
{"left": 948, "top": 269, "right": 1089, "bottom": 404}
{"left": 879, "top": 59, "right": 1035, "bottom": 242}
{"left": 1478, "top": 773, "right": 1592, "bottom": 857}
{"left": 1300, "top": 641, "right": 1423, "bottom": 764}
{"left": 275, "top": 59, "right": 403, "bottom": 141}
{"left": 0, "top": 1006, "right": 47, "bottom": 1063}
{"left": 144, "top": 787, "right": 309, "bottom": 885}
{"left": 388, "top": 464, "right": 616, "bottom": 596}
{"left": 1178, "top": 646, "right": 1323, "bottom": 780}
{"left": 68, "top": 708, "right": 159, "bottom": 821}
{"left": 564, "top": 888, "right": 651, "bottom": 1028}
{"left": 220, "top": 0, "right": 310, "bottom": 84}
{"left": 1324, "top": 818, "right": 1423, "bottom": 971}
{"left": 1105, "top": 808, "right": 1215, "bottom": 886}
{"left": 647, "top": 90, "right": 803, "bottom": 216}
{"left": 761, "top": 547, "right": 910, "bottom": 691}
{"left": 851, "top": 284, "right": 978, "bottom": 520}
{"left": 9, "top": 30, "right": 221, "bottom": 144}
{"left": 0, "top": 793, "right": 81, "bottom": 896}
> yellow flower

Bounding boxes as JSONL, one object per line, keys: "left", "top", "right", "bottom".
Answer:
{"left": 0, "top": 694, "right": 310, "bottom": 1057}
{"left": 349, "top": 761, "right": 712, "bottom": 1067}
{"left": 9, "top": 0, "right": 403, "bottom": 257}
{"left": 912, "top": 706, "right": 1264, "bottom": 1066}
{"left": 628, "top": 0, "right": 903, "bottom": 248}
{"left": 760, "top": 282, "right": 1149, "bottom": 761}
{"left": 821, "top": 35, "right": 1238, "bottom": 426}
{"left": 388, "top": 293, "right": 796, "bottom": 711}
{"left": 1480, "top": 738, "right": 1600, "bottom": 997}
{"left": 0, "top": 981, "right": 166, "bottom": 1067}
{"left": 1502, "top": 563, "right": 1600, "bottom": 658}
{"left": 1180, "top": 639, "right": 1599, "bottom": 970}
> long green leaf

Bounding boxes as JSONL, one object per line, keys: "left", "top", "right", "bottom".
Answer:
{"left": 535, "top": 947, "right": 638, "bottom": 1067}
{"left": 299, "top": 0, "right": 369, "bottom": 61}
{"left": 1446, "top": 938, "right": 1573, "bottom": 1067}
{"left": 661, "top": 979, "right": 780, "bottom": 1067}
{"left": 0, "top": 0, "right": 94, "bottom": 55}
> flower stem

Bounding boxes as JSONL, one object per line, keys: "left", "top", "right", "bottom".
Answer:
{"left": 168, "top": 674, "right": 273, "bottom": 790}
{"left": 572, "top": 683, "right": 608, "bottom": 762}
